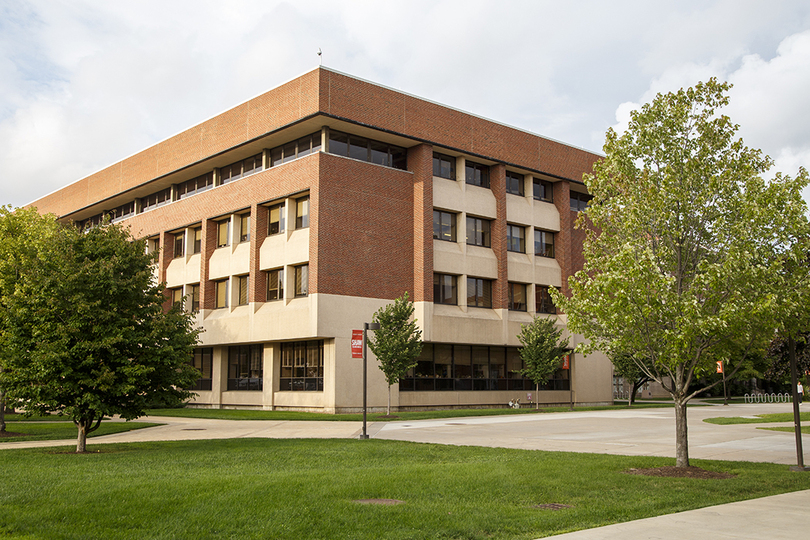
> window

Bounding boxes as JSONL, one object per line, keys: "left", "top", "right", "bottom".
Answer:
{"left": 270, "top": 132, "right": 322, "bottom": 166}
{"left": 190, "top": 284, "right": 200, "bottom": 312}
{"left": 280, "top": 341, "right": 324, "bottom": 391}
{"left": 173, "top": 233, "right": 184, "bottom": 259}
{"left": 148, "top": 238, "right": 160, "bottom": 254}
{"left": 295, "top": 197, "right": 309, "bottom": 229}
{"left": 217, "top": 219, "right": 230, "bottom": 248}
{"left": 536, "top": 286, "right": 557, "bottom": 314}
{"left": 214, "top": 280, "right": 228, "bottom": 309}
{"left": 227, "top": 344, "right": 263, "bottom": 391}
{"left": 506, "top": 171, "right": 524, "bottom": 196}
{"left": 533, "top": 178, "right": 553, "bottom": 202}
{"left": 508, "top": 282, "right": 527, "bottom": 311}
{"left": 237, "top": 275, "right": 249, "bottom": 306}
{"left": 327, "top": 130, "right": 406, "bottom": 170}
{"left": 170, "top": 287, "right": 183, "bottom": 307}
{"left": 465, "top": 161, "right": 489, "bottom": 188}
{"left": 141, "top": 188, "right": 171, "bottom": 212}
{"left": 433, "top": 210, "right": 456, "bottom": 242}
{"left": 109, "top": 201, "right": 135, "bottom": 223}
{"left": 268, "top": 203, "right": 285, "bottom": 235}
{"left": 467, "top": 277, "right": 492, "bottom": 308}
{"left": 507, "top": 224, "right": 525, "bottom": 253}
{"left": 239, "top": 214, "right": 250, "bottom": 243}
{"left": 192, "top": 227, "right": 202, "bottom": 254}
{"left": 220, "top": 154, "right": 262, "bottom": 185}
{"left": 433, "top": 274, "right": 457, "bottom": 305}
{"left": 189, "top": 348, "right": 213, "bottom": 391}
{"left": 295, "top": 265, "right": 309, "bottom": 297}
{"left": 534, "top": 230, "right": 555, "bottom": 258}
{"left": 432, "top": 153, "right": 455, "bottom": 180}
{"left": 177, "top": 173, "right": 214, "bottom": 199}
{"left": 266, "top": 268, "right": 284, "bottom": 301}
{"left": 466, "top": 216, "right": 491, "bottom": 248}
{"left": 570, "top": 191, "right": 592, "bottom": 212}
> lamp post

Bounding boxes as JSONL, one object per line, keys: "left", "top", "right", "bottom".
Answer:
{"left": 361, "top": 321, "right": 380, "bottom": 439}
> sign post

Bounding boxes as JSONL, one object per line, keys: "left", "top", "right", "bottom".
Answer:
{"left": 359, "top": 323, "right": 380, "bottom": 439}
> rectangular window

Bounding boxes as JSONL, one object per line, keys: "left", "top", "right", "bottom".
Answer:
{"left": 237, "top": 275, "right": 249, "bottom": 306}
{"left": 465, "top": 161, "right": 489, "bottom": 188}
{"left": 227, "top": 344, "right": 263, "bottom": 391}
{"left": 432, "top": 210, "right": 456, "bottom": 242}
{"left": 268, "top": 203, "right": 285, "bottom": 235}
{"left": 467, "top": 277, "right": 492, "bottom": 308}
{"left": 433, "top": 273, "right": 457, "bottom": 305}
{"left": 177, "top": 173, "right": 214, "bottom": 199}
{"left": 192, "top": 227, "right": 202, "bottom": 254}
{"left": 534, "top": 230, "right": 555, "bottom": 258}
{"left": 188, "top": 348, "right": 213, "bottom": 391}
{"left": 280, "top": 340, "right": 324, "bottom": 391}
{"left": 220, "top": 154, "right": 262, "bottom": 185}
{"left": 432, "top": 153, "right": 455, "bottom": 180}
{"left": 217, "top": 219, "right": 230, "bottom": 248}
{"left": 271, "top": 133, "right": 322, "bottom": 166}
{"left": 570, "top": 191, "right": 593, "bottom": 212}
{"left": 295, "top": 265, "right": 309, "bottom": 297}
{"left": 508, "top": 282, "right": 527, "bottom": 311}
{"left": 141, "top": 188, "right": 172, "bottom": 212}
{"left": 190, "top": 284, "right": 200, "bottom": 312}
{"left": 173, "top": 233, "right": 184, "bottom": 259}
{"left": 536, "top": 286, "right": 557, "bottom": 314}
{"left": 109, "top": 201, "right": 135, "bottom": 223}
{"left": 507, "top": 224, "right": 525, "bottom": 253}
{"left": 295, "top": 197, "right": 309, "bottom": 229}
{"left": 506, "top": 171, "right": 524, "bottom": 196}
{"left": 266, "top": 268, "right": 284, "bottom": 301}
{"left": 239, "top": 214, "right": 250, "bottom": 243}
{"left": 533, "top": 178, "right": 553, "bottom": 202}
{"left": 466, "top": 216, "right": 491, "bottom": 248}
{"left": 327, "top": 130, "right": 406, "bottom": 170}
{"left": 170, "top": 287, "right": 183, "bottom": 307}
{"left": 215, "top": 280, "right": 228, "bottom": 309}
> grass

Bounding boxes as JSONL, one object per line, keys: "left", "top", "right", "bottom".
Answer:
{"left": 761, "top": 426, "right": 810, "bottom": 434}
{"left": 703, "top": 412, "right": 810, "bottom": 425}
{"left": 0, "top": 439, "right": 808, "bottom": 539}
{"left": 1, "top": 421, "right": 163, "bottom": 442}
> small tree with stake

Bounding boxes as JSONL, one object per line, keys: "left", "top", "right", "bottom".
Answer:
{"left": 367, "top": 292, "right": 422, "bottom": 415}
{"left": 517, "top": 317, "right": 569, "bottom": 410}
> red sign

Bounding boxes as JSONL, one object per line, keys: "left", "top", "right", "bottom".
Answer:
{"left": 351, "top": 330, "right": 363, "bottom": 359}
{"left": 561, "top": 354, "right": 570, "bottom": 370}
{"left": 716, "top": 361, "right": 724, "bottom": 374}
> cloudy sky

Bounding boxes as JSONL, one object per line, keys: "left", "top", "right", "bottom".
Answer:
{"left": 2, "top": 0, "right": 810, "bottom": 208}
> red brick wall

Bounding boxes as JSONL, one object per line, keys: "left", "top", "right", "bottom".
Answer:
{"left": 408, "top": 144, "right": 433, "bottom": 303}
{"left": 489, "top": 164, "right": 509, "bottom": 309}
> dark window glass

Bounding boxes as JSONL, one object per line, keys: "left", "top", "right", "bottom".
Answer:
{"left": 269, "top": 203, "right": 285, "bottom": 234}
{"left": 328, "top": 131, "right": 349, "bottom": 157}
{"left": 220, "top": 163, "right": 241, "bottom": 184}
{"left": 188, "top": 348, "right": 213, "bottom": 391}
{"left": 170, "top": 287, "right": 183, "bottom": 307}
{"left": 297, "top": 135, "right": 313, "bottom": 158}
{"left": 192, "top": 227, "right": 202, "bottom": 254}
{"left": 467, "top": 277, "right": 492, "bottom": 308}
{"left": 432, "top": 153, "right": 455, "bottom": 180}
{"left": 283, "top": 141, "right": 297, "bottom": 163}
{"left": 227, "top": 344, "right": 263, "bottom": 391}
{"left": 506, "top": 171, "right": 524, "bottom": 196}
{"left": 271, "top": 147, "right": 283, "bottom": 167}
{"left": 570, "top": 191, "right": 593, "bottom": 212}
{"left": 295, "top": 265, "right": 309, "bottom": 297}
{"left": 534, "top": 230, "right": 555, "bottom": 258}
{"left": 348, "top": 135, "right": 369, "bottom": 161}
{"left": 267, "top": 269, "right": 284, "bottom": 301}
{"left": 536, "top": 286, "right": 557, "bottom": 314}
{"left": 466, "top": 216, "right": 491, "bottom": 248}
{"left": 237, "top": 275, "right": 249, "bottom": 306}
{"left": 533, "top": 178, "right": 553, "bottom": 202}
{"left": 190, "top": 284, "right": 200, "bottom": 312}
{"left": 280, "top": 340, "right": 324, "bottom": 391}
{"left": 173, "top": 233, "right": 184, "bottom": 259}
{"left": 239, "top": 214, "right": 250, "bottom": 243}
{"left": 141, "top": 188, "right": 171, "bottom": 211}
{"left": 433, "top": 274, "right": 457, "bottom": 305}
{"left": 369, "top": 140, "right": 389, "bottom": 166}
{"left": 243, "top": 154, "right": 262, "bottom": 176}
{"left": 109, "top": 201, "right": 135, "bottom": 223}
{"left": 465, "top": 161, "right": 489, "bottom": 188}
{"left": 178, "top": 172, "right": 215, "bottom": 199}
{"left": 326, "top": 130, "right": 405, "bottom": 170}
{"left": 433, "top": 210, "right": 456, "bottom": 242}
{"left": 508, "top": 282, "right": 527, "bottom": 311}
{"left": 507, "top": 224, "right": 525, "bottom": 253}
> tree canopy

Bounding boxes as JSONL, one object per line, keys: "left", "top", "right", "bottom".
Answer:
{"left": 553, "top": 79, "right": 810, "bottom": 467}
{"left": 0, "top": 213, "right": 201, "bottom": 452}
{"left": 517, "top": 317, "right": 569, "bottom": 409}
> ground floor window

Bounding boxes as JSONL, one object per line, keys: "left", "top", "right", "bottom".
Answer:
{"left": 399, "top": 343, "right": 570, "bottom": 392}
{"left": 227, "top": 344, "right": 263, "bottom": 391}
{"left": 189, "top": 347, "right": 213, "bottom": 391}
{"left": 280, "top": 340, "right": 324, "bottom": 391}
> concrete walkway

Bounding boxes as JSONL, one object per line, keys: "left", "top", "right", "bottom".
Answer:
{"left": 2, "top": 401, "right": 809, "bottom": 539}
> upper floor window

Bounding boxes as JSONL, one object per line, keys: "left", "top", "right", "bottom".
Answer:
{"left": 295, "top": 197, "right": 309, "bottom": 229}
{"left": 178, "top": 173, "right": 215, "bottom": 200}
{"left": 217, "top": 219, "right": 230, "bottom": 248}
{"left": 109, "top": 202, "right": 135, "bottom": 223}
{"left": 141, "top": 188, "right": 171, "bottom": 212}
{"left": 268, "top": 203, "right": 285, "bottom": 235}
{"left": 271, "top": 132, "right": 322, "bottom": 166}
{"left": 534, "top": 230, "right": 555, "bottom": 258}
{"left": 465, "top": 161, "right": 489, "bottom": 188}
{"left": 433, "top": 153, "right": 455, "bottom": 180}
{"left": 295, "top": 264, "right": 309, "bottom": 297}
{"left": 173, "top": 233, "right": 184, "bottom": 259}
{"left": 239, "top": 214, "right": 250, "bottom": 243}
{"left": 190, "top": 284, "right": 200, "bottom": 312}
{"left": 506, "top": 171, "right": 524, "bottom": 196}
{"left": 433, "top": 273, "right": 457, "bottom": 305}
{"left": 237, "top": 275, "right": 249, "bottom": 306}
{"left": 327, "top": 130, "right": 406, "bottom": 170}
{"left": 536, "top": 286, "right": 557, "bottom": 314}
{"left": 467, "top": 277, "right": 493, "bottom": 308}
{"left": 507, "top": 224, "right": 525, "bottom": 253}
{"left": 508, "top": 282, "right": 527, "bottom": 312}
{"left": 220, "top": 154, "right": 262, "bottom": 185}
{"left": 466, "top": 216, "right": 491, "bottom": 248}
{"left": 170, "top": 287, "right": 183, "bottom": 307}
{"left": 570, "top": 191, "right": 592, "bottom": 212}
{"left": 214, "top": 280, "right": 228, "bottom": 309}
{"left": 433, "top": 210, "right": 456, "bottom": 242}
{"left": 192, "top": 227, "right": 202, "bottom": 254}
{"left": 533, "top": 178, "right": 553, "bottom": 203}
{"left": 267, "top": 268, "right": 284, "bottom": 301}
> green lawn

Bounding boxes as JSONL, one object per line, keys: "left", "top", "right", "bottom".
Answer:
{"left": 704, "top": 412, "right": 810, "bottom": 425}
{"left": 1, "top": 421, "right": 163, "bottom": 442}
{"left": 1, "top": 439, "right": 808, "bottom": 539}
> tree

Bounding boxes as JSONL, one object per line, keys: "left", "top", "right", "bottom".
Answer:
{"left": 367, "top": 292, "right": 423, "bottom": 415}
{"left": 0, "top": 216, "right": 201, "bottom": 452}
{"left": 610, "top": 351, "right": 653, "bottom": 406}
{"left": 553, "top": 79, "right": 810, "bottom": 468}
{"left": 517, "top": 317, "right": 569, "bottom": 410}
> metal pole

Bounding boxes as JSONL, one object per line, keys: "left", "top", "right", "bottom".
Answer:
{"left": 788, "top": 335, "right": 806, "bottom": 471}
{"left": 361, "top": 323, "right": 369, "bottom": 439}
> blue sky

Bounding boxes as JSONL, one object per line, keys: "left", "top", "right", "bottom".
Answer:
{"left": 2, "top": 0, "right": 810, "bottom": 207}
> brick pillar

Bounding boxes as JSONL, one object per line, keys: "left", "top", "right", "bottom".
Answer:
{"left": 200, "top": 218, "right": 217, "bottom": 310}
{"left": 408, "top": 144, "right": 433, "bottom": 302}
{"left": 309, "top": 175, "right": 320, "bottom": 295}
{"left": 553, "top": 181, "right": 573, "bottom": 298}
{"left": 250, "top": 204, "right": 268, "bottom": 303}
{"left": 490, "top": 163, "right": 508, "bottom": 309}
{"left": 159, "top": 231, "right": 173, "bottom": 310}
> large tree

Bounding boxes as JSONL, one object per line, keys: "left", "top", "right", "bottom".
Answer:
{"left": 516, "top": 317, "right": 569, "bottom": 410}
{"left": 0, "top": 216, "right": 201, "bottom": 452}
{"left": 553, "top": 79, "right": 810, "bottom": 467}
{"left": 367, "top": 292, "right": 423, "bottom": 415}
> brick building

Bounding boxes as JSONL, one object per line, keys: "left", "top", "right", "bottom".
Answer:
{"left": 29, "top": 67, "right": 613, "bottom": 412}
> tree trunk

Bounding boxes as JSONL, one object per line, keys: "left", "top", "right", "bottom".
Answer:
{"left": 76, "top": 421, "right": 88, "bottom": 453}
{"left": 0, "top": 390, "right": 6, "bottom": 433}
{"left": 629, "top": 381, "right": 641, "bottom": 406}
{"left": 387, "top": 385, "right": 391, "bottom": 416}
{"left": 536, "top": 382, "right": 540, "bottom": 410}
{"left": 674, "top": 398, "right": 690, "bottom": 468}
